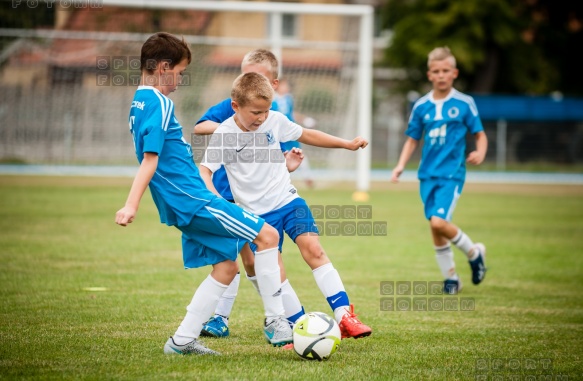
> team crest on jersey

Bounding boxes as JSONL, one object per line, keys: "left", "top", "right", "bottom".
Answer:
{"left": 264, "top": 130, "right": 276, "bottom": 145}
{"left": 447, "top": 107, "right": 460, "bottom": 118}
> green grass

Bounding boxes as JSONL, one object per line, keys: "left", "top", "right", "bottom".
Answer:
{"left": 0, "top": 176, "right": 582, "bottom": 380}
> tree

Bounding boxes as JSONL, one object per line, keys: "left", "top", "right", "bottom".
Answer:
{"left": 379, "top": 0, "right": 583, "bottom": 96}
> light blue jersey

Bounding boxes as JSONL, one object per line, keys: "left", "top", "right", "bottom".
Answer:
{"left": 406, "top": 89, "right": 484, "bottom": 181}
{"left": 130, "top": 86, "right": 214, "bottom": 226}
{"left": 129, "top": 86, "right": 265, "bottom": 268}
{"left": 274, "top": 92, "right": 301, "bottom": 152}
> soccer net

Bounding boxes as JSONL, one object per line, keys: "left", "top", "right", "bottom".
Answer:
{"left": 0, "top": 0, "right": 372, "bottom": 189}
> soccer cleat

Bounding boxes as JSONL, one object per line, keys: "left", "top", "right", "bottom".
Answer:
{"left": 200, "top": 315, "right": 230, "bottom": 338}
{"left": 443, "top": 278, "right": 462, "bottom": 295}
{"left": 263, "top": 316, "right": 293, "bottom": 347}
{"left": 163, "top": 337, "right": 220, "bottom": 356}
{"left": 282, "top": 343, "right": 294, "bottom": 351}
{"left": 469, "top": 243, "right": 487, "bottom": 285}
{"left": 338, "top": 304, "right": 372, "bottom": 339}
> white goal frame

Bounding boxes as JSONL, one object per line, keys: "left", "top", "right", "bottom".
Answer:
{"left": 100, "top": 0, "right": 374, "bottom": 192}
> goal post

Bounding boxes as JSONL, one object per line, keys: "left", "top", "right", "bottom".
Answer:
{"left": 1, "top": 0, "right": 374, "bottom": 191}
{"left": 101, "top": 0, "right": 374, "bottom": 192}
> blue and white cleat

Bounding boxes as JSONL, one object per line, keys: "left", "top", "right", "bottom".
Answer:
{"left": 200, "top": 315, "right": 230, "bottom": 338}
{"left": 263, "top": 316, "right": 293, "bottom": 347}
{"left": 469, "top": 243, "right": 487, "bottom": 285}
{"left": 443, "top": 278, "right": 462, "bottom": 295}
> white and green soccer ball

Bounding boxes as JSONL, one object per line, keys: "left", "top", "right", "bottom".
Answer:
{"left": 292, "top": 312, "right": 341, "bottom": 361}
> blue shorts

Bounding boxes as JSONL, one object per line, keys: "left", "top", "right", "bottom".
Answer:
{"left": 419, "top": 178, "right": 464, "bottom": 221}
{"left": 250, "top": 197, "right": 319, "bottom": 253}
{"left": 177, "top": 197, "right": 265, "bottom": 269}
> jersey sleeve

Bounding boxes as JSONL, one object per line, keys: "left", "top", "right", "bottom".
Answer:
{"left": 196, "top": 98, "right": 234, "bottom": 124}
{"left": 275, "top": 112, "right": 303, "bottom": 142}
{"left": 464, "top": 96, "right": 485, "bottom": 134}
{"left": 142, "top": 99, "right": 173, "bottom": 155}
{"left": 405, "top": 102, "right": 424, "bottom": 141}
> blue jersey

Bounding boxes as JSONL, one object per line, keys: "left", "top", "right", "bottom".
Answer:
{"left": 196, "top": 98, "right": 281, "bottom": 201}
{"left": 406, "top": 89, "right": 484, "bottom": 181}
{"left": 274, "top": 93, "right": 301, "bottom": 152}
{"left": 129, "top": 86, "right": 215, "bottom": 226}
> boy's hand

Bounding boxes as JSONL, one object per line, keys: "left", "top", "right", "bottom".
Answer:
{"left": 348, "top": 136, "right": 368, "bottom": 150}
{"left": 391, "top": 165, "right": 404, "bottom": 183}
{"left": 284, "top": 147, "right": 304, "bottom": 172}
{"left": 115, "top": 206, "right": 137, "bottom": 226}
{"left": 466, "top": 150, "right": 485, "bottom": 165}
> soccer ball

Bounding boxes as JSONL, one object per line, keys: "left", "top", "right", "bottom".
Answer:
{"left": 292, "top": 312, "right": 341, "bottom": 361}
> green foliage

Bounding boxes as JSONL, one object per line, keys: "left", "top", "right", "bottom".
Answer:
{"left": 379, "top": 0, "right": 583, "bottom": 96}
{"left": 0, "top": 176, "right": 582, "bottom": 380}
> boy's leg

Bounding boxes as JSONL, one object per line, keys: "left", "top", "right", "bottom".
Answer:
{"left": 424, "top": 179, "right": 487, "bottom": 287}
{"left": 200, "top": 271, "right": 239, "bottom": 338}
{"left": 165, "top": 260, "right": 238, "bottom": 355}
{"left": 295, "top": 233, "right": 372, "bottom": 339}
{"left": 253, "top": 223, "right": 293, "bottom": 346}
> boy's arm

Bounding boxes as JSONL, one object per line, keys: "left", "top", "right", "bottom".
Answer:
{"left": 466, "top": 131, "right": 488, "bottom": 165}
{"left": 199, "top": 165, "right": 221, "bottom": 196}
{"left": 297, "top": 128, "right": 368, "bottom": 150}
{"left": 391, "top": 137, "right": 418, "bottom": 183}
{"left": 115, "top": 152, "right": 158, "bottom": 226}
{"left": 194, "top": 120, "right": 220, "bottom": 135}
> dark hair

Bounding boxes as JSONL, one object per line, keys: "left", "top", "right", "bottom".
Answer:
{"left": 140, "top": 32, "right": 191, "bottom": 74}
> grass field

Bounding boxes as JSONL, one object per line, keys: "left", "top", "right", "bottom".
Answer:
{"left": 0, "top": 175, "right": 582, "bottom": 381}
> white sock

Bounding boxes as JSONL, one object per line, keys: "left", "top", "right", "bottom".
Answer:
{"left": 214, "top": 272, "right": 240, "bottom": 323}
{"left": 254, "top": 248, "right": 285, "bottom": 317}
{"left": 173, "top": 275, "right": 228, "bottom": 345}
{"left": 451, "top": 229, "right": 475, "bottom": 259}
{"left": 246, "top": 273, "right": 260, "bottom": 294}
{"left": 281, "top": 279, "right": 305, "bottom": 323}
{"left": 312, "top": 263, "right": 350, "bottom": 322}
{"left": 435, "top": 244, "right": 458, "bottom": 280}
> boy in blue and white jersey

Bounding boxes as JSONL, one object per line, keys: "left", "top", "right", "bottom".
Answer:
{"left": 200, "top": 72, "right": 373, "bottom": 340}
{"left": 115, "top": 33, "right": 293, "bottom": 355}
{"left": 391, "top": 46, "right": 488, "bottom": 295}
{"left": 194, "top": 49, "right": 305, "bottom": 340}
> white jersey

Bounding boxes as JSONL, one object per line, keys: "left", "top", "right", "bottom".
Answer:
{"left": 201, "top": 110, "right": 303, "bottom": 215}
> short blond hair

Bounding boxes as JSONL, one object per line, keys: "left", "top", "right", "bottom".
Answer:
{"left": 241, "top": 49, "right": 279, "bottom": 80}
{"left": 428, "top": 46, "right": 457, "bottom": 68}
{"left": 231, "top": 72, "right": 274, "bottom": 107}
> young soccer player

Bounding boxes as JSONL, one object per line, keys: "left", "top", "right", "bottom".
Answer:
{"left": 194, "top": 49, "right": 306, "bottom": 339}
{"left": 115, "top": 32, "right": 293, "bottom": 355}
{"left": 391, "top": 46, "right": 488, "bottom": 294}
{"left": 200, "top": 72, "right": 373, "bottom": 339}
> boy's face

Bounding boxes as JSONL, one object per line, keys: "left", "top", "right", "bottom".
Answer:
{"left": 242, "top": 63, "right": 279, "bottom": 91}
{"left": 158, "top": 58, "right": 189, "bottom": 96}
{"left": 232, "top": 97, "right": 272, "bottom": 132}
{"left": 427, "top": 58, "right": 458, "bottom": 95}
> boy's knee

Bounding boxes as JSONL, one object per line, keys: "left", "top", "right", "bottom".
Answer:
{"left": 430, "top": 217, "right": 447, "bottom": 231}
{"left": 255, "top": 223, "right": 279, "bottom": 250}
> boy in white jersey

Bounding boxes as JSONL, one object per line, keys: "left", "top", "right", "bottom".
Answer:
{"left": 391, "top": 46, "right": 488, "bottom": 294}
{"left": 195, "top": 49, "right": 306, "bottom": 340}
{"left": 115, "top": 32, "right": 293, "bottom": 355}
{"left": 200, "top": 72, "right": 372, "bottom": 339}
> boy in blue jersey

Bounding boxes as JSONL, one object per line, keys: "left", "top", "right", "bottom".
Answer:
{"left": 200, "top": 72, "right": 372, "bottom": 340}
{"left": 391, "top": 46, "right": 488, "bottom": 295}
{"left": 194, "top": 49, "right": 306, "bottom": 340}
{"left": 115, "top": 32, "right": 293, "bottom": 355}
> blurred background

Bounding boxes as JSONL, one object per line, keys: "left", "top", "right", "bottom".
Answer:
{"left": 1, "top": 0, "right": 582, "bottom": 175}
